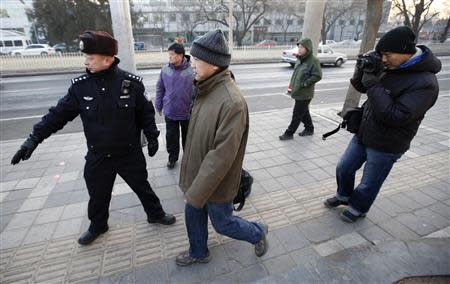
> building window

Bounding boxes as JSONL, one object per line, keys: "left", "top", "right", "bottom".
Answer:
{"left": 339, "top": 20, "right": 345, "bottom": 25}
{"left": 169, "top": 13, "right": 176, "bottom": 21}
{"left": 297, "top": 19, "right": 304, "bottom": 25}
{"left": 263, "top": 19, "right": 271, "bottom": 25}
{"left": 0, "top": 41, "right": 3, "bottom": 47}
{"left": 182, "top": 13, "right": 190, "bottom": 21}
{"left": 287, "top": 19, "right": 293, "bottom": 25}
{"left": 4, "top": 40, "right": 12, "bottom": 47}
{"left": 275, "top": 19, "right": 282, "bottom": 25}
{"left": 350, "top": 19, "right": 355, "bottom": 25}
{"left": 14, "top": 40, "right": 23, "bottom": 46}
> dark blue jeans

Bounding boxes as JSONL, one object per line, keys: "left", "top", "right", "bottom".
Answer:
{"left": 184, "top": 202, "right": 264, "bottom": 258}
{"left": 336, "top": 136, "right": 403, "bottom": 215}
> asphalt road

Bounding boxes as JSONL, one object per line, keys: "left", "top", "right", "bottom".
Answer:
{"left": 1, "top": 58, "right": 449, "bottom": 141}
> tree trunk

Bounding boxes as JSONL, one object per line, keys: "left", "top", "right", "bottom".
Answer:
{"left": 439, "top": 17, "right": 450, "bottom": 43}
{"left": 341, "top": 0, "right": 383, "bottom": 116}
{"left": 303, "top": 0, "right": 326, "bottom": 55}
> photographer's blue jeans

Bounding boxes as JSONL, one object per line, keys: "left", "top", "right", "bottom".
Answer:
{"left": 184, "top": 202, "right": 264, "bottom": 259}
{"left": 336, "top": 136, "right": 403, "bottom": 214}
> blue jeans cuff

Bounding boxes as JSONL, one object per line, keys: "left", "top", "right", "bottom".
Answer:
{"left": 348, "top": 206, "right": 366, "bottom": 217}
{"left": 336, "top": 193, "right": 350, "bottom": 202}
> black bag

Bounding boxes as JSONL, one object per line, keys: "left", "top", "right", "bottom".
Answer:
{"left": 233, "top": 169, "right": 253, "bottom": 211}
{"left": 322, "top": 107, "right": 363, "bottom": 140}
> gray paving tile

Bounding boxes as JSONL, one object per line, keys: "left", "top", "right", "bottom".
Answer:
{"left": 134, "top": 259, "right": 168, "bottom": 284}
{"left": 297, "top": 213, "right": 353, "bottom": 243}
{"left": 289, "top": 245, "right": 321, "bottom": 267}
{"left": 358, "top": 225, "right": 394, "bottom": 245}
{"left": 414, "top": 207, "right": 450, "bottom": 229}
{"left": 404, "top": 189, "right": 440, "bottom": 207}
{"left": 365, "top": 204, "right": 392, "bottom": 224}
{"left": 0, "top": 227, "right": 28, "bottom": 249}
{"left": 5, "top": 210, "right": 39, "bottom": 230}
{"left": 262, "top": 254, "right": 296, "bottom": 276}
{"left": 272, "top": 225, "right": 310, "bottom": 251}
{"left": 15, "top": 177, "right": 41, "bottom": 190}
{"left": 0, "top": 214, "right": 13, "bottom": 231}
{"left": 427, "top": 201, "right": 450, "bottom": 219}
{"left": 53, "top": 217, "right": 84, "bottom": 239}
{"left": 275, "top": 175, "right": 299, "bottom": 189}
{"left": 35, "top": 206, "right": 65, "bottom": 224}
{"left": 17, "top": 196, "right": 48, "bottom": 212}
{"left": 389, "top": 193, "right": 424, "bottom": 212}
{"left": 23, "top": 222, "right": 57, "bottom": 244}
{"left": 396, "top": 213, "right": 439, "bottom": 236}
{"left": 99, "top": 270, "right": 133, "bottom": 284}
{"left": 3, "top": 189, "right": 31, "bottom": 202}
{"left": 378, "top": 219, "right": 420, "bottom": 240}
{"left": 236, "top": 263, "right": 268, "bottom": 283}
{"left": 335, "top": 232, "right": 369, "bottom": 249}
{"left": 313, "top": 239, "right": 344, "bottom": 257}
{"left": 61, "top": 202, "right": 87, "bottom": 220}
{"left": 0, "top": 199, "right": 23, "bottom": 216}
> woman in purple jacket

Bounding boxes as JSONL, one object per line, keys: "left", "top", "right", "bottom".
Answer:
{"left": 155, "top": 43, "right": 194, "bottom": 168}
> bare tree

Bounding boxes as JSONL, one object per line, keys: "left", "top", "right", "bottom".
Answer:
{"left": 272, "top": 3, "right": 297, "bottom": 44}
{"left": 321, "top": 0, "right": 357, "bottom": 44}
{"left": 175, "top": 1, "right": 206, "bottom": 42}
{"left": 392, "top": 0, "right": 439, "bottom": 37}
{"left": 199, "top": 0, "right": 269, "bottom": 46}
{"left": 438, "top": 16, "right": 450, "bottom": 42}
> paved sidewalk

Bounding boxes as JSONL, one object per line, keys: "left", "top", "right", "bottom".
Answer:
{"left": 0, "top": 96, "right": 449, "bottom": 283}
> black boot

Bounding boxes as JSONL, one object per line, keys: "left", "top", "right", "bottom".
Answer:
{"left": 279, "top": 133, "right": 293, "bottom": 140}
{"left": 78, "top": 227, "right": 108, "bottom": 245}
{"left": 298, "top": 128, "right": 314, "bottom": 136}
{"left": 148, "top": 213, "right": 176, "bottom": 225}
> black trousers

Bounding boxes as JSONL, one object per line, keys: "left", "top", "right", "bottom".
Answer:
{"left": 165, "top": 116, "right": 189, "bottom": 162}
{"left": 83, "top": 149, "right": 164, "bottom": 233}
{"left": 285, "top": 99, "right": 314, "bottom": 135}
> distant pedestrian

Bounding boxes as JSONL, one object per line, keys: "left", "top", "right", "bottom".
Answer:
{"left": 279, "top": 38, "right": 322, "bottom": 140}
{"left": 11, "top": 31, "right": 176, "bottom": 245}
{"left": 176, "top": 29, "right": 269, "bottom": 266}
{"left": 155, "top": 43, "right": 193, "bottom": 169}
{"left": 324, "top": 26, "right": 441, "bottom": 222}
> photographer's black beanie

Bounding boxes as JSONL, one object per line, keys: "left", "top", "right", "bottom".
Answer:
{"left": 376, "top": 26, "right": 416, "bottom": 54}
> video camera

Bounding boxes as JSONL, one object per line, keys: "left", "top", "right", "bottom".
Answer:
{"left": 356, "top": 51, "right": 385, "bottom": 74}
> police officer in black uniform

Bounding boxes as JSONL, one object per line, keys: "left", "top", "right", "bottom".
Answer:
{"left": 11, "top": 31, "right": 176, "bottom": 245}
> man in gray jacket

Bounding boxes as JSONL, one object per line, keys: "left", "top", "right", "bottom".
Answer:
{"left": 176, "top": 30, "right": 269, "bottom": 266}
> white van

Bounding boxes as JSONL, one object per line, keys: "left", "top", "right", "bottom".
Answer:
{"left": 0, "top": 30, "right": 32, "bottom": 55}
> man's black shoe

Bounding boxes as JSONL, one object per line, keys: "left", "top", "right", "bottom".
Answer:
{"left": 167, "top": 160, "right": 176, "bottom": 169}
{"left": 298, "top": 129, "right": 314, "bottom": 136}
{"left": 324, "top": 196, "right": 348, "bottom": 208}
{"left": 148, "top": 213, "right": 176, "bottom": 225}
{"left": 279, "top": 133, "right": 293, "bottom": 140}
{"left": 78, "top": 227, "right": 108, "bottom": 245}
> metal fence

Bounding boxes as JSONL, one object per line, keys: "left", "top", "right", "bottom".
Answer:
{"left": 1, "top": 43, "right": 449, "bottom": 76}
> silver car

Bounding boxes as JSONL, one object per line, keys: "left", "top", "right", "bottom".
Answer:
{"left": 282, "top": 45, "right": 347, "bottom": 67}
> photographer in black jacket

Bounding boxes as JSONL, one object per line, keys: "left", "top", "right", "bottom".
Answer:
{"left": 324, "top": 26, "right": 441, "bottom": 222}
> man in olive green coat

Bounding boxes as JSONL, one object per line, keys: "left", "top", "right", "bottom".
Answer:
{"left": 176, "top": 29, "right": 269, "bottom": 266}
{"left": 280, "top": 38, "right": 322, "bottom": 140}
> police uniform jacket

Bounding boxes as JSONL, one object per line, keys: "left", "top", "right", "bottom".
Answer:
{"left": 32, "top": 58, "right": 159, "bottom": 156}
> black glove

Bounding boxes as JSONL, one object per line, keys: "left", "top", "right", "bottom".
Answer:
{"left": 351, "top": 64, "right": 364, "bottom": 85}
{"left": 11, "top": 135, "right": 39, "bottom": 165}
{"left": 147, "top": 139, "right": 159, "bottom": 157}
{"left": 361, "top": 71, "right": 381, "bottom": 90}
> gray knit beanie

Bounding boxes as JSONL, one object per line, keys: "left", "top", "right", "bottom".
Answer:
{"left": 190, "top": 29, "right": 231, "bottom": 67}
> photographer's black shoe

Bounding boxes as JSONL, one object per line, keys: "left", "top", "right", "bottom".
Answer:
{"left": 324, "top": 196, "right": 348, "bottom": 208}
{"left": 78, "top": 227, "right": 108, "bottom": 245}
{"left": 167, "top": 160, "right": 176, "bottom": 169}
{"left": 148, "top": 213, "right": 176, "bottom": 225}
{"left": 279, "top": 133, "right": 293, "bottom": 140}
{"left": 298, "top": 129, "right": 314, "bottom": 136}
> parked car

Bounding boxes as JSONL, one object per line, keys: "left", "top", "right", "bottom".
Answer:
{"left": 255, "top": 39, "right": 277, "bottom": 47}
{"left": 281, "top": 45, "right": 347, "bottom": 67}
{"left": 12, "top": 44, "right": 55, "bottom": 56}
{"left": 134, "top": 41, "right": 146, "bottom": 51}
